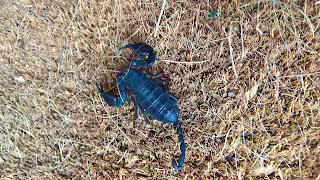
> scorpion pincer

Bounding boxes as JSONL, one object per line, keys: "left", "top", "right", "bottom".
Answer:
{"left": 96, "top": 43, "right": 185, "bottom": 170}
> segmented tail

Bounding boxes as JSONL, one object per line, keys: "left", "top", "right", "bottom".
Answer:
{"left": 172, "top": 121, "right": 185, "bottom": 170}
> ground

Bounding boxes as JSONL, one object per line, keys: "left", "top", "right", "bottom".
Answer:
{"left": 0, "top": 0, "right": 319, "bottom": 179}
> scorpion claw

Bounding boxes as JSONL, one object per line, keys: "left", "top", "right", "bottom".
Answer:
{"left": 120, "top": 43, "right": 156, "bottom": 67}
{"left": 96, "top": 74, "right": 127, "bottom": 107}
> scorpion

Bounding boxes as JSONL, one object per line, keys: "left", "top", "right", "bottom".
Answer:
{"left": 96, "top": 43, "right": 185, "bottom": 170}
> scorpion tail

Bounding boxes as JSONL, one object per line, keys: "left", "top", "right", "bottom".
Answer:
{"left": 119, "top": 43, "right": 156, "bottom": 67}
{"left": 172, "top": 121, "right": 185, "bottom": 170}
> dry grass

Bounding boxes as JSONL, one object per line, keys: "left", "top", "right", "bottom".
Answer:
{"left": 0, "top": 0, "right": 319, "bottom": 179}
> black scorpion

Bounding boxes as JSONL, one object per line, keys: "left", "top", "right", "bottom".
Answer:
{"left": 96, "top": 43, "right": 185, "bottom": 170}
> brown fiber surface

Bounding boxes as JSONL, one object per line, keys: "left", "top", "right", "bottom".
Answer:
{"left": 0, "top": 0, "right": 319, "bottom": 179}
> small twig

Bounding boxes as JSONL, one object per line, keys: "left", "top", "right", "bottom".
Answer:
{"left": 211, "top": 34, "right": 237, "bottom": 43}
{"left": 227, "top": 25, "right": 238, "bottom": 78}
{"left": 240, "top": 19, "right": 245, "bottom": 60}
{"left": 161, "top": 59, "right": 211, "bottom": 64}
{"left": 90, "top": 136, "right": 117, "bottom": 165}
{"left": 154, "top": 0, "right": 166, "bottom": 38}
{"left": 219, "top": 124, "right": 235, "bottom": 159}
{"left": 64, "top": 0, "right": 80, "bottom": 33}
{"left": 96, "top": 69, "right": 120, "bottom": 73}
{"left": 202, "top": 20, "right": 216, "bottom": 34}
{"left": 279, "top": 72, "right": 319, "bottom": 78}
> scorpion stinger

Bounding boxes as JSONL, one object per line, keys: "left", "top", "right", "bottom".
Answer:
{"left": 119, "top": 43, "right": 156, "bottom": 67}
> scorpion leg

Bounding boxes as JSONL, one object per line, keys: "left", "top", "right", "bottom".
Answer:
{"left": 168, "top": 93, "right": 178, "bottom": 101}
{"left": 131, "top": 97, "right": 152, "bottom": 125}
{"left": 141, "top": 110, "right": 152, "bottom": 125}
{"left": 132, "top": 98, "right": 141, "bottom": 120}
{"left": 120, "top": 43, "right": 156, "bottom": 67}
{"left": 128, "top": 95, "right": 132, "bottom": 105}
{"left": 172, "top": 121, "right": 185, "bottom": 170}
{"left": 143, "top": 71, "right": 170, "bottom": 85}
{"left": 143, "top": 71, "right": 164, "bottom": 79}
{"left": 127, "top": 96, "right": 140, "bottom": 126}
{"left": 96, "top": 74, "right": 127, "bottom": 107}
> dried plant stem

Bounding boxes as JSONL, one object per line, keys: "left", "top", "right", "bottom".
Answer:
{"left": 154, "top": 0, "right": 166, "bottom": 38}
{"left": 228, "top": 25, "right": 238, "bottom": 79}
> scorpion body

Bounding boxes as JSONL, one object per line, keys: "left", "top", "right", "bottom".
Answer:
{"left": 96, "top": 43, "right": 185, "bottom": 170}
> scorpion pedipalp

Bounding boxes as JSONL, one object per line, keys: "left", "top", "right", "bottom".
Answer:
{"left": 96, "top": 74, "right": 127, "bottom": 107}
{"left": 119, "top": 43, "right": 156, "bottom": 67}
